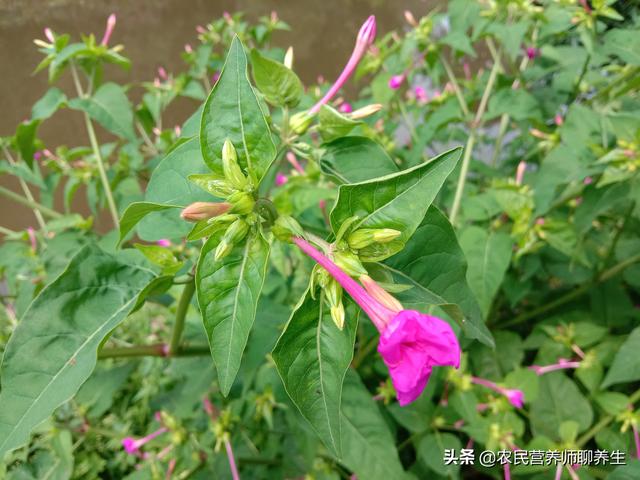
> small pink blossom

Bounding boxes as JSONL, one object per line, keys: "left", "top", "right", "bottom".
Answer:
{"left": 122, "top": 437, "right": 138, "bottom": 454}
{"left": 44, "top": 28, "right": 55, "bottom": 43}
{"left": 528, "top": 358, "right": 581, "bottom": 376}
{"left": 309, "top": 16, "right": 376, "bottom": 114}
{"left": 413, "top": 86, "right": 428, "bottom": 103}
{"left": 158, "top": 66, "right": 167, "bottom": 80}
{"left": 286, "top": 152, "right": 305, "bottom": 174}
{"left": 293, "top": 237, "right": 460, "bottom": 406}
{"left": 196, "top": 25, "right": 207, "bottom": 34}
{"left": 100, "top": 14, "right": 117, "bottom": 47}
{"left": 388, "top": 74, "right": 405, "bottom": 89}
{"left": 583, "top": 176, "right": 593, "bottom": 185}
{"left": 184, "top": 44, "right": 193, "bottom": 53}
{"left": 174, "top": 125, "right": 181, "bottom": 136}
{"left": 535, "top": 217, "right": 545, "bottom": 226}
{"left": 156, "top": 239, "right": 171, "bottom": 247}
{"left": 554, "top": 114, "right": 564, "bottom": 126}
{"left": 276, "top": 173, "right": 288, "bottom": 186}
{"left": 33, "top": 151, "right": 43, "bottom": 162}
{"left": 26, "top": 227, "right": 37, "bottom": 251}
{"left": 471, "top": 377, "right": 525, "bottom": 409}
{"left": 525, "top": 46, "right": 540, "bottom": 60}
{"left": 339, "top": 102, "right": 353, "bottom": 113}
{"left": 212, "top": 71, "right": 221, "bottom": 84}
{"left": 515, "top": 161, "right": 527, "bottom": 186}
{"left": 121, "top": 427, "right": 168, "bottom": 455}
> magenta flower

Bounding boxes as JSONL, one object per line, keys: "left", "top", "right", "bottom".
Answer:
{"left": 26, "top": 227, "right": 37, "bottom": 252}
{"left": 293, "top": 237, "right": 460, "bottom": 406}
{"left": 633, "top": 423, "right": 640, "bottom": 459}
{"left": 100, "top": 13, "right": 117, "bottom": 47}
{"left": 583, "top": 176, "right": 593, "bottom": 185}
{"left": 286, "top": 152, "right": 305, "bottom": 175}
{"left": 156, "top": 239, "right": 172, "bottom": 247}
{"left": 309, "top": 16, "right": 376, "bottom": 114}
{"left": 471, "top": 377, "right": 525, "bottom": 408}
{"left": 413, "top": 86, "right": 428, "bottom": 103}
{"left": 525, "top": 46, "right": 539, "bottom": 60}
{"left": 388, "top": 74, "right": 405, "bottom": 89}
{"left": 339, "top": 102, "right": 353, "bottom": 114}
{"left": 276, "top": 173, "right": 288, "bottom": 186}
{"left": 157, "top": 66, "right": 168, "bottom": 80}
{"left": 528, "top": 358, "right": 581, "bottom": 376}
{"left": 33, "top": 151, "right": 43, "bottom": 162}
{"left": 121, "top": 427, "right": 168, "bottom": 455}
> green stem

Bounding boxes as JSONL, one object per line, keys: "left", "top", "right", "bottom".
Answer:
{"left": 3, "top": 147, "right": 47, "bottom": 232}
{"left": 98, "top": 343, "right": 209, "bottom": 359}
{"left": 0, "top": 225, "right": 17, "bottom": 236}
{"left": 71, "top": 62, "right": 120, "bottom": 230}
{"left": 577, "top": 387, "right": 640, "bottom": 447}
{"left": 397, "top": 100, "right": 419, "bottom": 147}
{"left": 0, "top": 185, "right": 62, "bottom": 219}
{"left": 439, "top": 53, "right": 469, "bottom": 117}
{"left": 169, "top": 279, "right": 196, "bottom": 356}
{"left": 498, "top": 253, "right": 640, "bottom": 328}
{"left": 449, "top": 53, "right": 501, "bottom": 224}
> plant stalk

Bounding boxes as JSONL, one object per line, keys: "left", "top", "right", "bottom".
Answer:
{"left": 98, "top": 344, "right": 209, "bottom": 359}
{"left": 169, "top": 279, "right": 196, "bottom": 356}
{"left": 3, "top": 147, "right": 47, "bottom": 231}
{"left": 0, "top": 185, "right": 62, "bottom": 219}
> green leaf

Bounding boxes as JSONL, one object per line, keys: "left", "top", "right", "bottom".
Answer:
{"left": 272, "top": 291, "right": 357, "bottom": 457}
{"left": 200, "top": 37, "right": 276, "bottom": 182}
{"left": 418, "top": 432, "right": 462, "bottom": 476}
{"left": 338, "top": 371, "right": 409, "bottom": 479}
{"left": 138, "top": 137, "right": 212, "bottom": 241}
{"left": 384, "top": 206, "right": 493, "bottom": 346}
{"left": 594, "top": 392, "right": 630, "bottom": 416}
{"left": 602, "top": 29, "right": 640, "bottom": 65}
{"left": 486, "top": 89, "right": 542, "bottom": 121}
{"left": 330, "top": 148, "right": 461, "bottom": 261}
{"left": 118, "top": 202, "right": 182, "bottom": 245}
{"left": 459, "top": 226, "right": 512, "bottom": 318}
{"left": 250, "top": 49, "right": 303, "bottom": 107}
{"left": 602, "top": 327, "right": 640, "bottom": 388}
{"left": 318, "top": 105, "right": 362, "bottom": 142}
{"left": 134, "top": 244, "right": 183, "bottom": 275}
{"left": 0, "top": 245, "right": 156, "bottom": 457}
{"left": 15, "top": 120, "right": 40, "bottom": 169}
{"left": 530, "top": 373, "right": 593, "bottom": 441}
{"left": 31, "top": 87, "right": 67, "bottom": 121}
{"left": 320, "top": 136, "right": 398, "bottom": 184}
{"left": 68, "top": 82, "right": 136, "bottom": 142}
{"left": 196, "top": 231, "right": 270, "bottom": 396}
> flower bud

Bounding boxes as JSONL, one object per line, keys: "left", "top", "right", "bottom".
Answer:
{"left": 214, "top": 219, "right": 249, "bottom": 261}
{"left": 333, "top": 250, "right": 368, "bottom": 276}
{"left": 271, "top": 215, "right": 304, "bottom": 242}
{"left": 180, "top": 202, "right": 231, "bottom": 222}
{"left": 349, "top": 103, "right": 383, "bottom": 119}
{"left": 222, "top": 139, "right": 248, "bottom": 189}
{"left": 325, "top": 279, "right": 345, "bottom": 329}
{"left": 359, "top": 275, "right": 403, "bottom": 313}
{"left": 289, "top": 111, "right": 314, "bottom": 135}
{"left": 228, "top": 191, "right": 255, "bottom": 215}
{"left": 188, "top": 174, "right": 236, "bottom": 197}
{"left": 389, "top": 74, "right": 405, "bottom": 89}
{"left": 284, "top": 46, "right": 294, "bottom": 69}
{"left": 347, "top": 228, "right": 401, "bottom": 250}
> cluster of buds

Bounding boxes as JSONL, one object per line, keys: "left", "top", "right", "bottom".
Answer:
{"left": 181, "top": 139, "right": 255, "bottom": 260}
{"left": 347, "top": 228, "right": 401, "bottom": 250}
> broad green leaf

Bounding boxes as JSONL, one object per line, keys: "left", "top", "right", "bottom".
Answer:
{"left": 134, "top": 244, "right": 183, "bottom": 275}
{"left": 594, "top": 392, "right": 630, "bottom": 416}
{"left": 200, "top": 37, "right": 276, "bottom": 182}
{"left": 14, "top": 120, "right": 40, "bottom": 169}
{"left": 418, "top": 432, "right": 462, "bottom": 476}
{"left": 602, "top": 29, "right": 640, "bottom": 65}
{"left": 459, "top": 226, "right": 512, "bottom": 318}
{"left": 338, "top": 371, "right": 409, "bottom": 479}
{"left": 331, "top": 148, "right": 461, "bottom": 261}
{"left": 138, "top": 137, "right": 211, "bottom": 241}
{"left": 320, "top": 136, "right": 398, "bottom": 184}
{"left": 486, "top": 89, "right": 542, "bottom": 121}
{"left": 118, "top": 202, "right": 182, "bottom": 245}
{"left": 0, "top": 245, "right": 156, "bottom": 457}
{"left": 75, "top": 364, "right": 135, "bottom": 418}
{"left": 384, "top": 206, "right": 493, "bottom": 346}
{"left": 31, "top": 87, "right": 67, "bottom": 121}
{"left": 196, "top": 231, "right": 270, "bottom": 396}
{"left": 318, "top": 105, "right": 362, "bottom": 142}
{"left": 250, "top": 49, "right": 303, "bottom": 107}
{"left": 602, "top": 327, "right": 640, "bottom": 388}
{"left": 49, "top": 43, "right": 89, "bottom": 82}
{"left": 530, "top": 373, "right": 593, "bottom": 441}
{"left": 609, "top": 461, "right": 640, "bottom": 480}
{"left": 272, "top": 291, "right": 357, "bottom": 457}
{"left": 68, "top": 83, "right": 136, "bottom": 142}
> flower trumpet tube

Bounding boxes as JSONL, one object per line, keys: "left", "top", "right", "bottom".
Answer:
{"left": 528, "top": 358, "right": 581, "bottom": 376}
{"left": 471, "top": 376, "right": 525, "bottom": 408}
{"left": 101, "top": 13, "right": 117, "bottom": 47}
{"left": 122, "top": 427, "right": 168, "bottom": 455}
{"left": 180, "top": 202, "right": 232, "bottom": 222}
{"left": 309, "top": 15, "right": 376, "bottom": 114}
{"left": 293, "top": 237, "right": 460, "bottom": 406}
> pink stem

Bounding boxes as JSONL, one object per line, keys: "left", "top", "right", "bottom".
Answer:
{"left": 531, "top": 362, "right": 581, "bottom": 375}
{"left": 471, "top": 376, "right": 505, "bottom": 395}
{"left": 503, "top": 461, "right": 511, "bottom": 480}
{"left": 225, "top": 439, "right": 240, "bottom": 480}
{"left": 293, "top": 237, "right": 394, "bottom": 331}
{"left": 633, "top": 423, "right": 640, "bottom": 459}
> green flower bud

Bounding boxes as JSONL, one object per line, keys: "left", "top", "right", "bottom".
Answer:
{"left": 347, "top": 228, "right": 401, "bottom": 250}
{"left": 333, "top": 250, "right": 368, "bottom": 276}
{"left": 324, "top": 279, "right": 344, "bottom": 329}
{"left": 214, "top": 240, "right": 234, "bottom": 261}
{"left": 214, "top": 219, "right": 249, "bottom": 261}
{"left": 222, "top": 139, "right": 248, "bottom": 189}
{"left": 271, "top": 215, "right": 304, "bottom": 242}
{"left": 228, "top": 191, "right": 255, "bottom": 215}
{"left": 289, "top": 111, "right": 313, "bottom": 135}
{"left": 188, "top": 174, "right": 236, "bottom": 197}
{"left": 330, "top": 304, "right": 345, "bottom": 330}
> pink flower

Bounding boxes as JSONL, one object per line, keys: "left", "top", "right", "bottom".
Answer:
{"left": 196, "top": 25, "right": 207, "bottom": 34}
{"left": 414, "top": 86, "right": 428, "bottom": 103}
{"left": 158, "top": 66, "right": 168, "bottom": 80}
{"left": 121, "top": 427, "right": 168, "bottom": 455}
{"left": 212, "top": 71, "right": 221, "bottom": 84}
{"left": 276, "top": 173, "right": 288, "bottom": 186}
{"left": 388, "top": 74, "right": 405, "bottom": 89}
{"left": 286, "top": 152, "right": 305, "bottom": 174}
{"left": 515, "top": 161, "right": 526, "bottom": 186}
{"left": 33, "top": 151, "right": 43, "bottom": 162}
{"left": 293, "top": 237, "right": 460, "bottom": 406}
{"left": 26, "top": 227, "right": 37, "bottom": 252}
{"left": 156, "top": 239, "right": 171, "bottom": 247}
{"left": 528, "top": 358, "right": 581, "bottom": 376}
{"left": 100, "top": 13, "right": 117, "bottom": 47}
{"left": 583, "top": 176, "right": 593, "bottom": 185}
{"left": 471, "top": 377, "right": 525, "bottom": 409}
{"left": 525, "top": 46, "right": 539, "bottom": 60}
{"left": 339, "top": 102, "right": 353, "bottom": 113}
{"left": 309, "top": 16, "right": 376, "bottom": 114}
{"left": 554, "top": 113, "right": 564, "bottom": 126}
{"left": 184, "top": 43, "right": 193, "bottom": 53}
{"left": 44, "top": 28, "right": 55, "bottom": 43}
